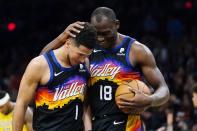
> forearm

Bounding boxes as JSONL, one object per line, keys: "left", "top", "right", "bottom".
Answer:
{"left": 150, "top": 84, "right": 170, "bottom": 107}
{"left": 40, "top": 21, "right": 85, "bottom": 55}
{"left": 26, "top": 122, "right": 34, "bottom": 131}
{"left": 25, "top": 107, "right": 34, "bottom": 131}
{"left": 13, "top": 103, "right": 28, "bottom": 131}
{"left": 166, "top": 124, "right": 173, "bottom": 131}
{"left": 83, "top": 105, "right": 92, "bottom": 131}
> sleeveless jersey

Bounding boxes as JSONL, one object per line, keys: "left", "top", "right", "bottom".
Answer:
{"left": 0, "top": 111, "right": 28, "bottom": 131}
{"left": 33, "top": 51, "right": 89, "bottom": 131}
{"left": 88, "top": 36, "right": 143, "bottom": 130}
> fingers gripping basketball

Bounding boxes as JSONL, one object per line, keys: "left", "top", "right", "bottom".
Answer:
{"left": 115, "top": 80, "right": 152, "bottom": 113}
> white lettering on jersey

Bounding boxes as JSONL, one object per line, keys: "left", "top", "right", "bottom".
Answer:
{"left": 90, "top": 64, "right": 121, "bottom": 80}
{"left": 53, "top": 82, "right": 85, "bottom": 101}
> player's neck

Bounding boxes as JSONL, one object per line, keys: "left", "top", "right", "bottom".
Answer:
{"left": 114, "top": 33, "right": 125, "bottom": 48}
{"left": 53, "top": 46, "right": 72, "bottom": 68}
{"left": 9, "top": 102, "right": 14, "bottom": 113}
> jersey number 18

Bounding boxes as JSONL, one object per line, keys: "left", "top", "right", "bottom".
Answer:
{"left": 100, "top": 85, "right": 112, "bottom": 101}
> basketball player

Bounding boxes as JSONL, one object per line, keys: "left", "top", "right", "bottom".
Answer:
{"left": 41, "top": 7, "right": 170, "bottom": 131}
{"left": 192, "top": 83, "right": 197, "bottom": 108}
{"left": 13, "top": 22, "right": 97, "bottom": 131}
{"left": 192, "top": 84, "right": 197, "bottom": 131}
{"left": 0, "top": 90, "right": 33, "bottom": 131}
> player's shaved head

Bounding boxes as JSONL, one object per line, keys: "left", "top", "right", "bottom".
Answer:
{"left": 91, "top": 7, "right": 117, "bottom": 22}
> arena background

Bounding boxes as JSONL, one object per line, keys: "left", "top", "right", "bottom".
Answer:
{"left": 0, "top": 0, "right": 197, "bottom": 130}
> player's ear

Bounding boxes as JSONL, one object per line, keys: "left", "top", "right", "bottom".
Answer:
{"left": 65, "top": 38, "right": 71, "bottom": 48}
{"left": 115, "top": 19, "right": 120, "bottom": 29}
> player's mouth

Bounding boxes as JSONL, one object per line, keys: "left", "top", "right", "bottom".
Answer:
{"left": 99, "top": 41, "right": 105, "bottom": 45}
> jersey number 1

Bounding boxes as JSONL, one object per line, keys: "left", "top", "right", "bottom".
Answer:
{"left": 100, "top": 85, "right": 112, "bottom": 100}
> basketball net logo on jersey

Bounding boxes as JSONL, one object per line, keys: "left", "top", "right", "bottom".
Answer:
{"left": 53, "top": 82, "right": 85, "bottom": 101}
{"left": 79, "top": 64, "right": 86, "bottom": 72}
{"left": 117, "top": 48, "right": 125, "bottom": 56}
{"left": 90, "top": 64, "right": 121, "bottom": 80}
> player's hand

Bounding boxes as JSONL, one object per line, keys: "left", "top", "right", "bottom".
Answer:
{"left": 117, "top": 88, "right": 152, "bottom": 114}
{"left": 39, "top": 21, "right": 85, "bottom": 55}
{"left": 60, "top": 21, "right": 85, "bottom": 41}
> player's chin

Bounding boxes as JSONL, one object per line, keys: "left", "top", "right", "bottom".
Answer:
{"left": 71, "top": 61, "right": 80, "bottom": 66}
{"left": 99, "top": 42, "right": 110, "bottom": 49}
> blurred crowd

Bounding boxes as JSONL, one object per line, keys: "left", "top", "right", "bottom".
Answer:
{"left": 0, "top": 0, "right": 197, "bottom": 130}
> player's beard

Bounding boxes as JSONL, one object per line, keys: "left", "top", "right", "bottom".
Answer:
{"left": 105, "top": 33, "right": 117, "bottom": 49}
{"left": 108, "top": 31, "right": 117, "bottom": 49}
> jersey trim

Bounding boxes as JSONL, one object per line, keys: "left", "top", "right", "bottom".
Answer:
{"left": 43, "top": 53, "right": 54, "bottom": 85}
{"left": 51, "top": 51, "right": 77, "bottom": 71}
{"left": 84, "top": 63, "right": 90, "bottom": 76}
{"left": 126, "top": 38, "right": 136, "bottom": 69}
{"left": 99, "top": 36, "right": 129, "bottom": 53}
{"left": 113, "top": 36, "right": 128, "bottom": 52}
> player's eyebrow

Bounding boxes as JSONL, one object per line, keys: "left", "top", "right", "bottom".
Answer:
{"left": 98, "top": 31, "right": 111, "bottom": 34}
{"left": 77, "top": 50, "right": 92, "bottom": 56}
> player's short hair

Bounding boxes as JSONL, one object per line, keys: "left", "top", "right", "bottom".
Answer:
{"left": 73, "top": 22, "right": 97, "bottom": 49}
{"left": 91, "top": 7, "right": 116, "bottom": 22}
{"left": 0, "top": 90, "right": 7, "bottom": 99}
{"left": 193, "top": 83, "right": 197, "bottom": 93}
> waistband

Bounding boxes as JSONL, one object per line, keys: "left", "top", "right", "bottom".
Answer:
{"left": 92, "top": 113, "right": 129, "bottom": 120}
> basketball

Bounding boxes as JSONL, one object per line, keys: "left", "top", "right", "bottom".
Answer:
{"left": 115, "top": 80, "right": 152, "bottom": 113}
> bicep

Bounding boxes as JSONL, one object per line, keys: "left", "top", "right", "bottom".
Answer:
{"left": 142, "top": 64, "right": 166, "bottom": 89}
{"left": 133, "top": 43, "right": 166, "bottom": 89}
{"left": 17, "top": 59, "right": 42, "bottom": 106}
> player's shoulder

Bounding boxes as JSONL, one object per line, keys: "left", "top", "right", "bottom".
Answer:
{"left": 25, "top": 55, "right": 48, "bottom": 75}
{"left": 29, "top": 55, "right": 48, "bottom": 69}
{"left": 130, "top": 41, "right": 155, "bottom": 65}
{"left": 132, "top": 41, "right": 152, "bottom": 55}
{"left": 21, "top": 55, "right": 48, "bottom": 85}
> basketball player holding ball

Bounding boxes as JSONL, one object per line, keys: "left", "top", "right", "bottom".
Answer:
{"left": 41, "top": 7, "right": 170, "bottom": 131}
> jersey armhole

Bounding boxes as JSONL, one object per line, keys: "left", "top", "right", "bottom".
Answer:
{"left": 84, "top": 59, "right": 91, "bottom": 76}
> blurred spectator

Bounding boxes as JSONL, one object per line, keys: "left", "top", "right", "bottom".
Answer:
{"left": 0, "top": 90, "right": 33, "bottom": 131}
{"left": 166, "top": 16, "right": 184, "bottom": 40}
{"left": 192, "top": 83, "right": 197, "bottom": 108}
{"left": 143, "top": 14, "right": 158, "bottom": 34}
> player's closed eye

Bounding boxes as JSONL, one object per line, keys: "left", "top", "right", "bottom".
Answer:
{"left": 97, "top": 31, "right": 112, "bottom": 37}
{"left": 77, "top": 52, "right": 90, "bottom": 58}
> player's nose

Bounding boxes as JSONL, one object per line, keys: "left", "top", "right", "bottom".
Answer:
{"left": 79, "top": 57, "right": 85, "bottom": 63}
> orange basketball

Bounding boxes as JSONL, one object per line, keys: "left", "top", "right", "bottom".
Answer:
{"left": 115, "top": 80, "right": 152, "bottom": 113}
